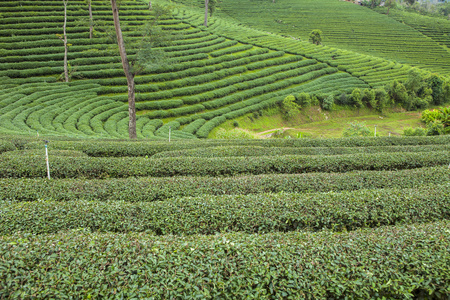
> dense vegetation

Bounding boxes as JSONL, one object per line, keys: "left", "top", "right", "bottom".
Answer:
{"left": 0, "top": 0, "right": 450, "bottom": 298}
{"left": 0, "top": 0, "right": 448, "bottom": 139}
{"left": 0, "top": 134, "right": 449, "bottom": 297}
{"left": 211, "top": 0, "right": 450, "bottom": 75}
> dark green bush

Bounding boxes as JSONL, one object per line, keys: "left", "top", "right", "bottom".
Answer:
{"left": 0, "top": 151, "right": 448, "bottom": 178}
{"left": 18, "top": 135, "right": 450, "bottom": 157}
{"left": 0, "top": 166, "right": 447, "bottom": 202}
{"left": 152, "top": 144, "right": 450, "bottom": 158}
{"left": 0, "top": 184, "right": 448, "bottom": 235}
{"left": 0, "top": 222, "right": 448, "bottom": 298}
{"left": 0, "top": 140, "right": 15, "bottom": 153}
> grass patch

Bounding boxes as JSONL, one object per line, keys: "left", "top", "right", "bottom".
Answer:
{"left": 212, "top": 106, "right": 424, "bottom": 138}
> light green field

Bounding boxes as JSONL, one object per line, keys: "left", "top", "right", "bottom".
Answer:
{"left": 211, "top": 106, "right": 424, "bottom": 138}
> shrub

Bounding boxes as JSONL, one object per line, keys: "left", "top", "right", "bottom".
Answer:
{"left": 296, "top": 92, "right": 311, "bottom": 107}
{"left": 0, "top": 222, "right": 449, "bottom": 298}
{"left": 0, "top": 184, "right": 448, "bottom": 235}
{"left": 351, "top": 88, "right": 363, "bottom": 108}
{"left": 426, "top": 120, "right": 445, "bottom": 136}
{"left": 1, "top": 166, "right": 446, "bottom": 202}
{"left": 309, "top": 29, "right": 322, "bottom": 45}
{"left": 0, "top": 151, "right": 448, "bottom": 179}
{"left": 282, "top": 94, "right": 300, "bottom": 119}
{"left": 342, "top": 121, "right": 372, "bottom": 137}
{"left": 403, "top": 127, "right": 427, "bottom": 136}
{"left": 321, "top": 94, "right": 334, "bottom": 111}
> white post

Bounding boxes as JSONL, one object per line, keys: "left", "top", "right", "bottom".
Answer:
{"left": 374, "top": 125, "right": 377, "bottom": 137}
{"left": 389, "top": 132, "right": 391, "bottom": 137}
{"left": 169, "top": 126, "right": 171, "bottom": 143}
{"left": 45, "top": 143, "right": 50, "bottom": 180}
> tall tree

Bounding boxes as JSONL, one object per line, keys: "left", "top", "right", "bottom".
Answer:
{"left": 110, "top": 0, "right": 136, "bottom": 139}
{"left": 110, "top": 1, "right": 170, "bottom": 139}
{"left": 204, "top": 0, "right": 209, "bottom": 27}
{"left": 57, "top": 0, "right": 69, "bottom": 82}
{"left": 309, "top": 29, "right": 322, "bottom": 45}
{"left": 204, "top": 0, "right": 217, "bottom": 27}
{"left": 87, "top": 0, "right": 93, "bottom": 39}
{"left": 385, "top": 0, "right": 395, "bottom": 15}
{"left": 209, "top": 0, "right": 217, "bottom": 17}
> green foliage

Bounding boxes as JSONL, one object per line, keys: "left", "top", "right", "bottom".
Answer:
{"left": 421, "top": 108, "right": 441, "bottom": 124}
{"left": 421, "top": 106, "right": 450, "bottom": 135}
{"left": 426, "top": 120, "right": 445, "bottom": 136}
{"left": 0, "top": 221, "right": 449, "bottom": 298}
{"left": 0, "top": 184, "right": 448, "bottom": 235}
{"left": 208, "top": 0, "right": 218, "bottom": 16}
{"left": 342, "top": 121, "right": 372, "bottom": 137}
{"left": 15, "top": 135, "right": 450, "bottom": 156}
{"left": 282, "top": 94, "right": 300, "bottom": 119}
{"left": 295, "top": 92, "right": 311, "bottom": 107}
{"left": 351, "top": 88, "right": 363, "bottom": 108}
{"left": 387, "top": 80, "right": 409, "bottom": 107}
{"left": 374, "top": 87, "right": 389, "bottom": 111}
{"left": 152, "top": 144, "right": 450, "bottom": 158}
{"left": 0, "top": 140, "right": 16, "bottom": 153}
{"left": 321, "top": 94, "right": 334, "bottom": 111}
{"left": 362, "top": 88, "right": 377, "bottom": 109}
{"left": 1, "top": 166, "right": 447, "bottom": 202}
{"left": 0, "top": 150, "right": 448, "bottom": 179}
{"left": 309, "top": 29, "right": 322, "bottom": 45}
{"left": 403, "top": 127, "right": 426, "bottom": 136}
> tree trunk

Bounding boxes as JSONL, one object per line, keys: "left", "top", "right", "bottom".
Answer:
{"left": 387, "top": 7, "right": 390, "bottom": 15}
{"left": 63, "top": 0, "right": 69, "bottom": 83}
{"left": 111, "top": 0, "right": 137, "bottom": 139}
{"left": 204, "top": 0, "right": 209, "bottom": 27}
{"left": 88, "top": 0, "right": 93, "bottom": 39}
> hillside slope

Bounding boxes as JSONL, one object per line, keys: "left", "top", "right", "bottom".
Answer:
{"left": 0, "top": 0, "right": 443, "bottom": 139}
{"left": 213, "top": 0, "right": 450, "bottom": 75}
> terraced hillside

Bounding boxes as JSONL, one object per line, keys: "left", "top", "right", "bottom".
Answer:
{"left": 375, "top": 8, "right": 450, "bottom": 50}
{"left": 1, "top": 0, "right": 445, "bottom": 139}
{"left": 207, "top": 0, "right": 450, "bottom": 75}
{"left": 0, "top": 135, "right": 449, "bottom": 297}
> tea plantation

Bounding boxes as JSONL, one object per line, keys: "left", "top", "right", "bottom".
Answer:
{"left": 0, "top": 135, "right": 449, "bottom": 298}
{"left": 1, "top": 0, "right": 448, "bottom": 139}
{"left": 0, "top": 0, "right": 450, "bottom": 298}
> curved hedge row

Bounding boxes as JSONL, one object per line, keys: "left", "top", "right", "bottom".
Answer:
{"left": 0, "top": 140, "right": 15, "bottom": 153}
{"left": 1, "top": 221, "right": 449, "bottom": 298}
{"left": 0, "top": 166, "right": 447, "bottom": 202}
{"left": 0, "top": 150, "right": 448, "bottom": 178}
{"left": 0, "top": 184, "right": 448, "bottom": 235}
{"left": 16, "top": 135, "right": 449, "bottom": 157}
{"left": 152, "top": 144, "right": 450, "bottom": 158}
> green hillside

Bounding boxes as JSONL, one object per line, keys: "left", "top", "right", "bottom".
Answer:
{"left": 211, "top": 0, "right": 450, "bottom": 75}
{"left": 0, "top": 0, "right": 448, "bottom": 139}
{"left": 0, "top": 1, "right": 449, "bottom": 297}
{"left": 375, "top": 7, "right": 450, "bottom": 50}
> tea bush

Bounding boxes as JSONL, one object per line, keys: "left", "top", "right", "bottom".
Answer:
{"left": 0, "top": 222, "right": 448, "bottom": 298}
{"left": 0, "top": 166, "right": 446, "bottom": 202}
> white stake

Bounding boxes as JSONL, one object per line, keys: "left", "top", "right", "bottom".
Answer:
{"left": 45, "top": 142, "right": 50, "bottom": 180}
{"left": 374, "top": 125, "right": 377, "bottom": 137}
